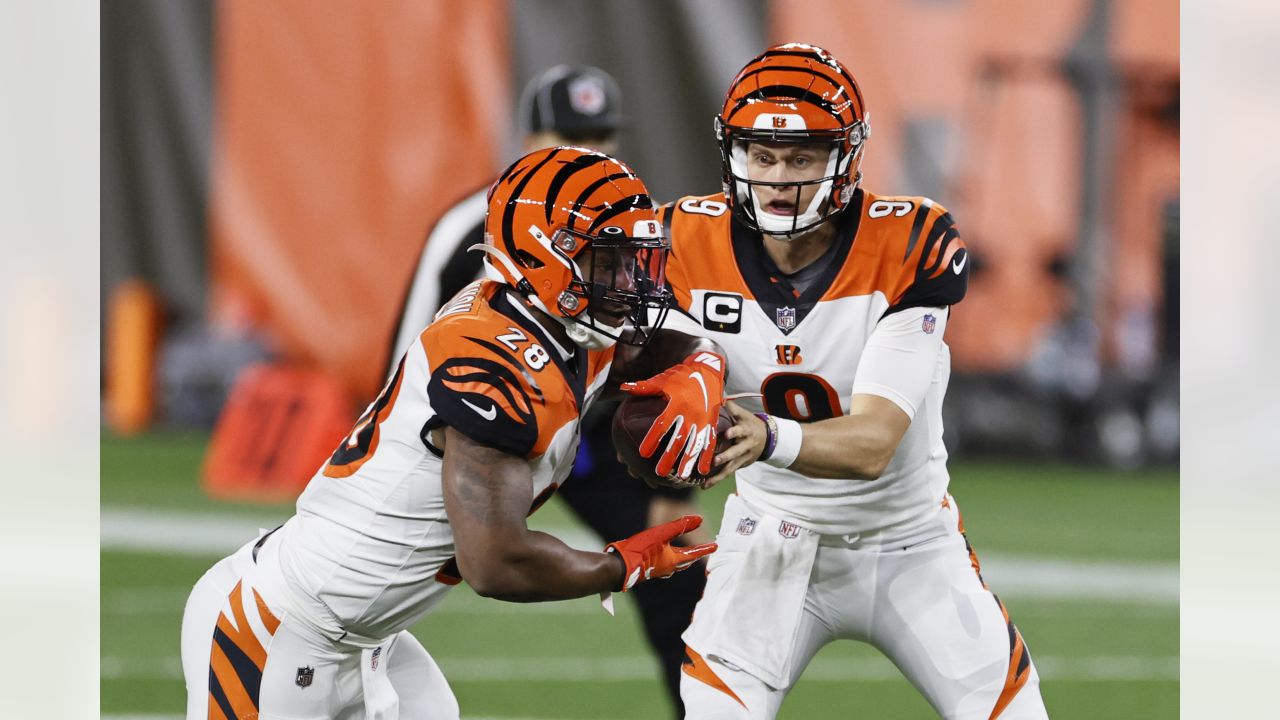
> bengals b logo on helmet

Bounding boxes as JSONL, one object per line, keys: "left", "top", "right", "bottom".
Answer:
{"left": 480, "top": 147, "right": 672, "bottom": 348}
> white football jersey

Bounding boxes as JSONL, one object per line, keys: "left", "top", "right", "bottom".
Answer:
{"left": 660, "top": 190, "right": 969, "bottom": 538}
{"left": 270, "top": 280, "right": 615, "bottom": 643}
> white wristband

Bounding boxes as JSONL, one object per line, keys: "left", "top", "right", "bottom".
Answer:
{"left": 763, "top": 417, "right": 803, "bottom": 468}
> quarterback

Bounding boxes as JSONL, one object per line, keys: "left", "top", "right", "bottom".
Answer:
{"left": 179, "top": 147, "right": 725, "bottom": 719}
{"left": 658, "top": 44, "right": 1049, "bottom": 718}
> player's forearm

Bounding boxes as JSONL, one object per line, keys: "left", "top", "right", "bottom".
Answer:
{"left": 787, "top": 414, "right": 901, "bottom": 480}
{"left": 610, "top": 328, "right": 722, "bottom": 388}
{"left": 464, "top": 530, "right": 624, "bottom": 602}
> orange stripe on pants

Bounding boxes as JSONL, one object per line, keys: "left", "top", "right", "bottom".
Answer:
{"left": 206, "top": 579, "right": 280, "bottom": 718}
{"left": 682, "top": 646, "right": 747, "bottom": 710}
{"left": 988, "top": 596, "right": 1033, "bottom": 719}
{"left": 209, "top": 639, "right": 259, "bottom": 719}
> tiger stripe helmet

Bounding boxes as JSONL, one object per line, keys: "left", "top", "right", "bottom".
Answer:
{"left": 482, "top": 146, "right": 671, "bottom": 348}
{"left": 716, "top": 43, "right": 870, "bottom": 237}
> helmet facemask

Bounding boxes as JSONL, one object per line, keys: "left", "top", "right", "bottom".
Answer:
{"left": 718, "top": 117, "right": 868, "bottom": 239}
{"left": 548, "top": 226, "right": 672, "bottom": 349}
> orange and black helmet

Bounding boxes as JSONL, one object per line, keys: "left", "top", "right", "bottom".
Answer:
{"left": 482, "top": 146, "right": 671, "bottom": 347}
{"left": 716, "top": 43, "right": 870, "bottom": 237}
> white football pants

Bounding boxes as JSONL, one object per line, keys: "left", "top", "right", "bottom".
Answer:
{"left": 180, "top": 533, "right": 459, "bottom": 720}
{"left": 681, "top": 494, "right": 1048, "bottom": 719}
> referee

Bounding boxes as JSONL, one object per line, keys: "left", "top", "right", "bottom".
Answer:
{"left": 385, "top": 65, "right": 706, "bottom": 718}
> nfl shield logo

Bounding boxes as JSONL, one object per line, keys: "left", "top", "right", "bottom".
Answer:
{"left": 736, "top": 517, "right": 757, "bottom": 535}
{"left": 776, "top": 306, "right": 797, "bottom": 331}
{"left": 922, "top": 313, "right": 936, "bottom": 334}
{"left": 296, "top": 666, "right": 315, "bottom": 688}
{"left": 778, "top": 521, "right": 801, "bottom": 539}
{"left": 371, "top": 646, "right": 382, "bottom": 671}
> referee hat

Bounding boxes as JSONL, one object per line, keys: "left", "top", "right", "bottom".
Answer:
{"left": 518, "top": 65, "right": 624, "bottom": 137}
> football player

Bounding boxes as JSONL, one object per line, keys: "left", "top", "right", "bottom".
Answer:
{"left": 180, "top": 147, "right": 724, "bottom": 719}
{"left": 386, "top": 66, "right": 710, "bottom": 715}
{"left": 651, "top": 44, "right": 1049, "bottom": 718}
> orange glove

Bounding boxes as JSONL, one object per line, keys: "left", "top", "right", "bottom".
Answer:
{"left": 620, "top": 351, "right": 726, "bottom": 479}
{"left": 605, "top": 515, "right": 717, "bottom": 591}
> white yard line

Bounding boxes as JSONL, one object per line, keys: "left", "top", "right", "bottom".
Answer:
{"left": 101, "top": 506, "right": 1178, "bottom": 605}
{"left": 100, "top": 653, "right": 1178, "bottom": 684}
{"left": 101, "top": 506, "right": 286, "bottom": 555}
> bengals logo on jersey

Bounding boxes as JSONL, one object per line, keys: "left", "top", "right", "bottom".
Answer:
{"left": 775, "top": 344, "right": 803, "bottom": 365}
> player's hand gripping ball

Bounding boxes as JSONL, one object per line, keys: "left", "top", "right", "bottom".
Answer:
{"left": 616, "top": 352, "right": 728, "bottom": 486}
{"left": 612, "top": 394, "right": 734, "bottom": 489}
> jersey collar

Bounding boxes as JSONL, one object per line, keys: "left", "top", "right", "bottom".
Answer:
{"left": 730, "top": 189, "right": 864, "bottom": 335}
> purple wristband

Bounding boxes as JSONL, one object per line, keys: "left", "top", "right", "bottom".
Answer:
{"left": 755, "top": 412, "right": 778, "bottom": 461}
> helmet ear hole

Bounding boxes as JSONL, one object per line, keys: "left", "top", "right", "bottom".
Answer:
{"left": 516, "top": 250, "right": 545, "bottom": 269}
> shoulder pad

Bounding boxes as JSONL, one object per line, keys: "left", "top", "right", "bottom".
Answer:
{"left": 667, "top": 194, "right": 733, "bottom": 246}
{"left": 881, "top": 198, "right": 968, "bottom": 313}
{"left": 432, "top": 279, "right": 490, "bottom": 323}
{"left": 422, "top": 307, "right": 549, "bottom": 457}
{"left": 662, "top": 194, "right": 736, "bottom": 312}
{"left": 670, "top": 193, "right": 732, "bottom": 221}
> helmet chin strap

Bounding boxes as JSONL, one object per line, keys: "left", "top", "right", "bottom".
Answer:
{"left": 525, "top": 293, "right": 619, "bottom": 352}
{"left": 563, "top": 319, "right": 619, "bottom": 351}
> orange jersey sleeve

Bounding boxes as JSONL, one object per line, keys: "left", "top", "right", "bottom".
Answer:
{"left": 838, "top": 193, "right": 969, "bottom": 313}
{"left": 886, "top": 198, "right": 969, "bottom": 313}
{"left": 420, "top": 283, "right": 581, "bottom": 458}
{"left": 661, "top": 194, "right": 750, "bottom": 309}
{"left": 657, "top": 202, "right": 694, "bottom": 312}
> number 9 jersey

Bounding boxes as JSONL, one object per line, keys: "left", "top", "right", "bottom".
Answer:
{"left": 659, "top": 188, "right": 969, "bottom": 538}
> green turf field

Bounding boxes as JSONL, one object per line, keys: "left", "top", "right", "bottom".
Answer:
{"left": 102, "top": 431, "right": 1178, "bottom": 718}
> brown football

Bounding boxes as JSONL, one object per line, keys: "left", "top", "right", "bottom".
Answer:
{"left": 611, "top": 394, "right": 735, "bottom": 488}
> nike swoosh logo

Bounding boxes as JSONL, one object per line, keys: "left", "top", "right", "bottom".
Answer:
{"left": 461, "top": 397, "right": 498, "bottom": 421}
{"left": 952, "top": 254, "right": 967, "bottom": 274}
{"left": 690, "top": 371, "right": 710, "bottom": 411}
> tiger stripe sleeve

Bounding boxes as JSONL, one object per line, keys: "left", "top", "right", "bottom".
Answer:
{"left": 424, "top": 334, "right": 544, "bottom": 458}
{"left": 885, "top": 203, "right": 969, "bottom": 316}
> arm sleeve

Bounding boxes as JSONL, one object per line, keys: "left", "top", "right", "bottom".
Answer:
{"left": 849, "top": 306, "right": 948, "bottom": 418}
